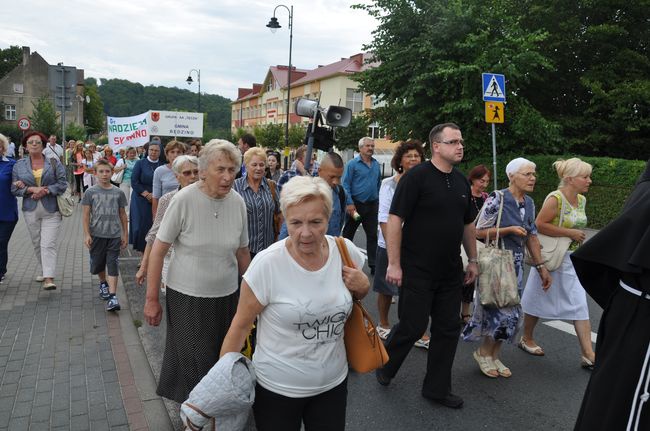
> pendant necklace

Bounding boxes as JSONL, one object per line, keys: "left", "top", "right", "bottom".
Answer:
{"left": 212, "top": 198, "right": 224, "bottom": 219}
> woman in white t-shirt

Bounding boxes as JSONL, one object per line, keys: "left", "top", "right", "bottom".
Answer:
{"left": 221, "top": 175, "right": 369, "bottom": 431}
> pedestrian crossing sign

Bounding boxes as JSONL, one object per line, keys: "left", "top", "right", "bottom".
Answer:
{"left": 482, "top": 73, "right": 506, "bottom": 102}
{"left": 485, "top": 102, "right": 504, "bottom": 123}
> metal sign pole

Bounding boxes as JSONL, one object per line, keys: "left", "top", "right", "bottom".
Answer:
{"left": 491, "top": 123, "right": 497, "bottom": 191}
{"left": 60, "top": 66, "right": 66, "bottom": 144}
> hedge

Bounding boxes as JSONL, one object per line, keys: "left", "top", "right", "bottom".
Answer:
{"left": 458, "top": 155, "right": 647, "bottom": 229}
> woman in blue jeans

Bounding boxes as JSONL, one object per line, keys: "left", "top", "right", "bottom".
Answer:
{"left": 0, "top": 134, "right": 18, "bottom": 284}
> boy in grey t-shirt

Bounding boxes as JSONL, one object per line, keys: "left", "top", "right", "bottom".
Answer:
{"left": 82, "top": 159, "right": 128, "bottom": 311}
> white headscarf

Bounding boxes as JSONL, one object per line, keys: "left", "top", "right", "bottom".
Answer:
{"left": 505, "top": 157, "right": 536, "bottom": 178}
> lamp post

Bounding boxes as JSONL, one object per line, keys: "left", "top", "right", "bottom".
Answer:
{"left": 266, "top": 4, "right": 293, "bottom": 149}
{"left": 186, "top": 69, "right": 201, "bottom": 112}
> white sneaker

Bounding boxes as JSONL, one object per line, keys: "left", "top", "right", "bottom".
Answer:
{"left": 35, "top": 276, "right": 44, "bottom": 282}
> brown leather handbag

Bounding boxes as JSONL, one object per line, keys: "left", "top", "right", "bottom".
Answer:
{"left": 334, "top": 237, "right": 389, "bottom": 373}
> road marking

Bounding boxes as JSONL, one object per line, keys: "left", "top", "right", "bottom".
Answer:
{"left": 543, "top": 320, "right": 598, "bottom": 343}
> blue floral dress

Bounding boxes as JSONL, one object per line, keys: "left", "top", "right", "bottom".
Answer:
{"left": 462, "top": 189, "right": 538, "bottom": 343}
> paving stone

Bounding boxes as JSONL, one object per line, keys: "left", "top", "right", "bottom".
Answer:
{"left": 11, "top": 401, "right": 31, "bottom": 418}
{"left": 51, "top": 409, "right": 71, "bottom": 428}
{"left": 30, "top": 405, "right": 51, "bottom": 422}
{"left": 7, "top": 416, "right": 29, "bottom": 431}
{"left": 70, "top": 413, "right": 89, "bottom": 431}
{"left": 107, "top": 408, "right": 128, "bottom": 427}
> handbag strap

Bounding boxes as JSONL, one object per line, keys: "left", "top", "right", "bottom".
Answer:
{"left": 552, "top": 191, "right": 567, "bottom": 227}
{"left": 268, "top": 179, "right": 279, "bottom": 214}
{"left": 334, "top": 236, "right": 355, "bottom": 268}
{"left": 485, "top": 191, "right": 506, "bottom": 246}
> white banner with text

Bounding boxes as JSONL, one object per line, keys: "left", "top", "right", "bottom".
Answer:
{"left": 149, "top": 111, "right": 204, "bottom": 138}
{"left": 107, "top": 113, "right": 149, "bottom": 150}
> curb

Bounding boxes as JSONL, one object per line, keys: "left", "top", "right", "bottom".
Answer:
{"left": 116, "top": 273, "right": 174, "bottom": 430}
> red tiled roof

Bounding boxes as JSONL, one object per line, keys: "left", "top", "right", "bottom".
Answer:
{"left": 290, "top": 53, "right": 373, "bottom": 86}
{"left": 270, "top": 65, "right": 309, "bottom": 88}
{"left": 233, "top": 53, "right": 375, "bottom": 102}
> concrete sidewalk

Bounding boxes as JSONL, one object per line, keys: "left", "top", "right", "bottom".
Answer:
{"left": 0, "top": 205, "right": 172, "bottom": 430}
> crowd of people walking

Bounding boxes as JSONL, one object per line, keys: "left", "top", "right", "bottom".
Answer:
{"left": 0, "top": 125, "right": 646, "bottom": 431}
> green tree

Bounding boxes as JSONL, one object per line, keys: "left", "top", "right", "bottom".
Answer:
{"left": 353, "top": 0, "right": 650, "bottom": 160}
{"left": 334, "top": 114, "right": 370, "bottom": 151}
{"left": 0, "top": 46, "right": 21, "bottom": 80}
{"left": 254, "top": 123, "right": 284, "bottom": 148}
{"left": 65, "top": 123, "right": 86, "bottom": 141}
{"left": 29, "top": 96, "right": 59, "bottom": 137}
{"left": 288, "top": 124, "right": 306, "bottom": 148}
{"left": 84, "top": 84, "right": 105, "bottom": 135}
{"left": 353, "top": 0, "right": 556, "bottom": 158}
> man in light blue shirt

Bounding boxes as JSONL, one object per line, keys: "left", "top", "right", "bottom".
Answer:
{"left": 278, "top": 152, "right": 347, "bottom": 239}
{"left": 342, "top": 137, "right": 381, "bottom": 273}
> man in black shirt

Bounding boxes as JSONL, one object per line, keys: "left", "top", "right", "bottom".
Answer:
{"left": 376, "top": 123, "right": 479, "bottom": 409}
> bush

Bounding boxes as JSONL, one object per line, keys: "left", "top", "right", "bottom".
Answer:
{"left": 0, "top": 124, "right": 21, "bottom": 144}
{"left": 458, "top": 154, "right": 647, "bottom": 229}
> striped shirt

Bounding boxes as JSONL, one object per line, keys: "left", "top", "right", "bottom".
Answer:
{"left": 233, "top": 175, "right": 280, "bottom": 253}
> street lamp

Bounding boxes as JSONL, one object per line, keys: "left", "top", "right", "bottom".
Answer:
{"left": 266, "top": 4, "right": 293, "bottom": 149}
{"left": 186, "top": 69, "right": 201, "bottom": 112}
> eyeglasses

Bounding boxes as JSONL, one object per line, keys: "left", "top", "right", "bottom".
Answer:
{"left": 26, "top": 140, "right": 42, "bottom": 145}
{"left": 437, "top": 139, "right": 464, "bottom": 146}
{"left": 181, "top": 169, "right": 199, "bottom": 177}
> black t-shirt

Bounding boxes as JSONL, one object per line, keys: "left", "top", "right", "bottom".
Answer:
{"left": 390, "top": 162, "right": 473, "bottom": 279}
{"left": 469, "top": 194, "right": 486, "bottom": 221}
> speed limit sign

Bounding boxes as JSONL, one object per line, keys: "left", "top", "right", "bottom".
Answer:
{"left": 17, "top": 117, "right": 31, "bottom": 131}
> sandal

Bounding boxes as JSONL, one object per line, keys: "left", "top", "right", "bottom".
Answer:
{"left": 414, "top": 338, "right": 429, "bottom": 349}
{"left": 493, "top": 359, "right": 512, "bottom": 377}
{"left": 518, "top": 337, "right": 545, "bottom": 356}
{"left": 376, "top": 325, "right": 391, "bottom": 340}
{"left": 473, "top": 350, "right": 498, "bottom": 378}
{"left": 581, "top": 356, "right": 595, "bottom": 370}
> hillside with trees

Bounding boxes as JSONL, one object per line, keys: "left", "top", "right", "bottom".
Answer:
{"left": 87, "top": 78, "right": 232, "bottom": 137}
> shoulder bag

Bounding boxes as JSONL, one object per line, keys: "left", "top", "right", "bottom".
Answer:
{"left": 49, "top": 158, "right": 75, "bottom": 217}
{"left": 335, "top": 237, "right": 389, "bottom": 373}
{"left": 477, "top": 191, "right": 520, "bottom": 308}
{"left": 268, "top": 180, "right": 282, "bottom": 241}
{"left": 111, "top": 159, "right": 125, "bottom": 184}
{"left": 524, "top": 191, "right": 572, "bottom": 272}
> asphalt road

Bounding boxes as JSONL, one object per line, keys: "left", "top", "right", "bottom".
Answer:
{"left": 345, "top": 228, "right": 601, "bottom": 431}
{"left": 122, "top": 227, "right": 601, "bottom": 431}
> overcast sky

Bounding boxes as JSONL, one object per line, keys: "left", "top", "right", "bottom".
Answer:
{"left": 1, "top": 0, "right": 378, "bottom": 100}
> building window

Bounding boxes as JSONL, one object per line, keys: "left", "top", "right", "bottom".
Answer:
{"left": 346, "top": 88, "right": 364, "bottom": 113}
{"left": 368, "top": 122, "right": 385, "bottom": 139}
{"left": 4, "top": 104, "right": 16, "bottom": 121}
{"left": 267, "top": 81, "right": 274, "bottom": 92}
{"left": 13, "top": 83, "right": 24, "bottom": 94}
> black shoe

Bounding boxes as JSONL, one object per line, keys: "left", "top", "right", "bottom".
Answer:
{"left": 423, "top": 392, "right": 464, "bottom": 409}
{"left": 375, "top": 368, "right": 391, "bottom": 386}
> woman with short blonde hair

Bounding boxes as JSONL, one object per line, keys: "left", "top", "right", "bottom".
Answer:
{"left": 221, "top": 175, "right": 369, "bottom": 430}
{"left": 520, "top": 157, "right": 595, "bottom": 368}
{"left": 234, "top": 146, "right": 280, "bottom": 259}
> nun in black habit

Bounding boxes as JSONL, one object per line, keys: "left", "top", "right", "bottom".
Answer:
{"left": 571, "top": 160, "right": 650, "bottom": 431}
